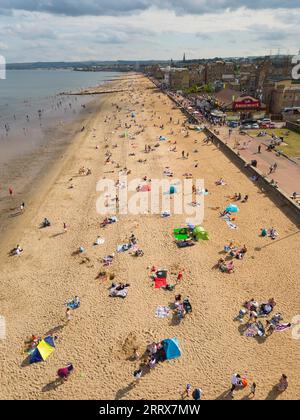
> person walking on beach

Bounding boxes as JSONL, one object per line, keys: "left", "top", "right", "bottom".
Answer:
{"left": 133, "top": 369, "right": 142, "bottom": 383}
{"left": 65, "top": 308, "right": 72, "bottom": 323}
{"left": 57, "top": 363, "right": 74, "bottom": 382}
{"left": 277, "top": 374, "right": 288, "bottom": 392}
{"left": 249, "top": 382, "right": 257, "bottom": 398}
{"left": 258, "top": 144, "right": 261, "bottom": 154}
{"left": 273, "top": 162, "right": 278, "bottom": 173}
{"left": 63, "top": 222, "right": 67, "bottom": 232}
{"left": 184, "top": 383, "right": 191, "bottom": 398}
{"left": 9, "top": 187, "right": 13, "bottom": 197}
{"left": 230, "top": 373, "right": 241, "bottom": 398}
{"left": 20, "top": 202, "right": 25, "bottom": 212}
{"left": 182, "top": 151, "right": 185, "bottom": 159}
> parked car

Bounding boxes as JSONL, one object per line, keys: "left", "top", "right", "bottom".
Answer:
{"left": 260, "top": 122, "right": 276, "bottom": 129}
{"left": 228, "top": 121, "right": 239, "bottom": 128}
{"left": 241, "top": 124, "right": 252, "bottom": 129}
{"left": 251, "top": 123, "right": 260, "bottom": 129}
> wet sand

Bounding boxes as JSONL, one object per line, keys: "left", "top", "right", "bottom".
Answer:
{"left": 0, "top": 74, "right": 299, "bottom": 400}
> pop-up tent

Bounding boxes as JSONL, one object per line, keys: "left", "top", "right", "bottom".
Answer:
{"left": 173, "top": 228, "right": 190, "bottom": 240}
{"left": 29, "top": 336, "right": 55, "bottom": 364}
{"left": 226, "top": 204, "right": 239, "bottom": 213}
{"left": 193, "top": 226, "right": 209, "bottom": 241}
{"left": 162, "top": 338, "right": 181, "bottom": 360}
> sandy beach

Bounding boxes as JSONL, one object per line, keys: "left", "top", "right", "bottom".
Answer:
{"left": 0, "top": 74, "right": 299, "bottom": 400}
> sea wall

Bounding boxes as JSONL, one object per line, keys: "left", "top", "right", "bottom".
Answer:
{"left": 286, "top": 121, "right": 300, "bottom": 134}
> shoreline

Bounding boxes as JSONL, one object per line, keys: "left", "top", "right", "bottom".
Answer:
{"left": 0, "top": 77, "right": 122, "bottom": 253}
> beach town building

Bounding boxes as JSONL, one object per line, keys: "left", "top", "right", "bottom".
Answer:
{"left": 205, "top": 61, "right": 235, "bottom": 84}
{"left": 263, "top": 79, "right": 300, "bottom": 118}
{"left": 212, "top": 88, "right": 261, "bottom": 112}
{"left": 188, "top": 64, "right": 206, "bottom": 87}
{"left": 163, "top": 67, "right": 190, "bottom": 91}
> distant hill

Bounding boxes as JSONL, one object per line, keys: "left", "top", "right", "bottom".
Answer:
{"left": 6, "top": 60, "right": 169, "bottom": 70}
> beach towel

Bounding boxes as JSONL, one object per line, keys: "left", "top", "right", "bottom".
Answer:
{"left": 176, "top": 241, "right": 195, "bottom": 248}
{"left": 275, "top": 323, "right": 292, "bottom": 332}
{"left": 154, "top": 277, "right": 167, "bottom": 289}
{"left": 117, "top": 244, "right": 131, "bottom": 253}
{"left": 244, "top": 325, "right": 258, "bottom": 337}
{"left": 161, "top": 211, "right": 171, "bottom": 218}
{"left": 155, "top": 306, "right": 170, "bottom": 318}
{"left": 109, "top": 286, "right": 129, "bottom": 298}
{"left": 226, "top": 221, "right": 238, "bottom": 229}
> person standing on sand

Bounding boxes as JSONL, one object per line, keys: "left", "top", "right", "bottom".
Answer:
{"left": 65, "top": 308, "right": 71, "bottom": 322}
{"left": 57, "top": 363, "right": 74, "bottom": 382}
{"left": 184, "top": 383, "right": 191, "bottom": 398}
{"left": 9, "top": 187, "right": 13, "bottom": 196}
{"left": 63, "top": 222, "right": 67, "bottom": 232}
{"left": 277, "top": 374, "right": 288, "bottom": 392}
{"left": 249, "top": 382, "right": 256, "bottom": 398}
{"left": 182, "top": 151, "right": 185, "bottom": 159}
{"left": 133, "top": 369, "right": 142, "bottom": 383}
{"left": 258, "top": 144, "right": 261, "bottom": 154}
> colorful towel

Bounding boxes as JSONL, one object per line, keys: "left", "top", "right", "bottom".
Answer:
{"left": 275, "top": 323, "right": 292, "bottom": 332}
{"left": 154, "top": 277, "right": 167, "bottom": 289}
{"left": 155, "top": 306, "right": 170, "bottom": 318}
{"left": 226, "top": 221, "right": 238, "bottom": 229}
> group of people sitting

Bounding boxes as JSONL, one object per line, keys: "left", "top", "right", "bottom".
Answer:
{"left": 174, "top": 294, "right": 192, "bottom": 320}
{"left": 217, "top": 258, "right": 235, "bottom": 274}
{"left": 260, "top": 227, "right": 278, "bottom": 240}
{"left": 109, "top": 282, "right": 130, "bottom": 298}
{"left": 235, "top": 298, "right": 289, "bottom": 337}
{"left": 100, "top": 216, "right": 118, "bottom": 228}
{"left": 224, "top": 242, "right": 247, "bottom": 260}
{"left": 232, "top": 193, "right": 248, "bottom": 203}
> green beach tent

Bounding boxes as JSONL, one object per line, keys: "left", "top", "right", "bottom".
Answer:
{"left": 173, "top": 228, "right": 190, "bottom": 241}
{"left": 193, "top": 226, "right": 209, "bottom": 241}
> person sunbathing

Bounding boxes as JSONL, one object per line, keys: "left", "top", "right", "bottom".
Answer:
{"left": 224, "top": 241, "right": 235, "bottom": 252}
{"left": 242, "top": 195, "right": 249, "bottom": 203}
{"left": 10, "top": 245, "right": 23, "bottom": 256}
{"left": 226, "top": 260, "right": 235, "bottom": 273}
{"left": 269, "top": 227, "right": 278, "bottom": 240}
{"left": 215, "top": 178, "right": 225, "bottom": 186}
{"left": 41, "top": 218, "right": 51, "bottom": 228}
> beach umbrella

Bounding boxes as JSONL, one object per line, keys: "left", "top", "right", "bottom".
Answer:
{"left": 226, "top": 204, "right": 239, "bottom": 213}
{"left": 29, "top": 336, "right": 55, "bottom": 364}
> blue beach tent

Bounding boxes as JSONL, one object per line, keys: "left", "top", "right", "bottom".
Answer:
{"left": 226, "top": 204, "right": 239, "bottom": 213}
{"left": 163, "top": 338, "right": 181, "bottom": 360}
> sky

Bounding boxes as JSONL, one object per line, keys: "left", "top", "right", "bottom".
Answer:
{"left": 0, "top": 1, "right": 299, "bottom": 63}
